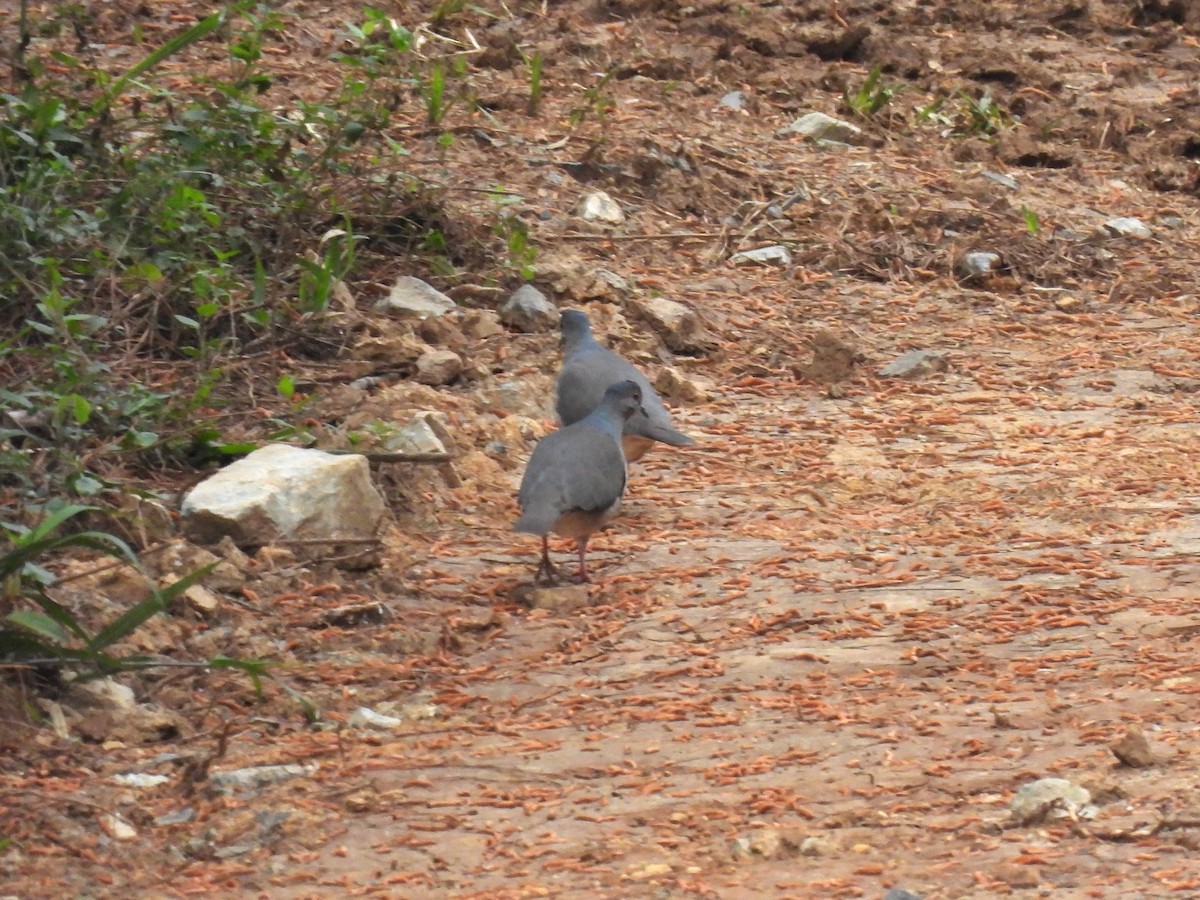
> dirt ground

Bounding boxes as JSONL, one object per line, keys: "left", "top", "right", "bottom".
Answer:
{"left": 5, "top": 0, "right": 1200, "bottom": 897}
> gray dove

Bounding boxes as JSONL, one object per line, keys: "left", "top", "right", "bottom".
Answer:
{"left": 556, "top": 309, "right": 695, "bottom": 462}
{"left": 515, "top": 380, "right": 644, "bottom": 583}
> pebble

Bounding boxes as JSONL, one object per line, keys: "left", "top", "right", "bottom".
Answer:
{"left": 1103, "top": 216, "right": 1152, "bottom": 239}
{"left": 778, "top": 111, "right": 862, "bottom": 144}
{"left": 880, "top": 350, "right": 949, "bottom": 379}
{"left": 957, "top": 251, "right": 1002, "bottom": 279}
{"left": 1110, "top": 725, "right": 1156, "bottom": 768}
{"left": 375, "top": 276, "right": 457, "bottom": 319}
{"left": 500, "top": 284, "right": 559, "bottom": 332}
{"left": 579, "top": 191, "right": 625, "bottom": 224}
{"left": 720, "top": 90, "right": 747, "bottom": 110}
{"left": 414, "top": 349, "right": 464, "bottom": 386}
{"left": 730, "top": 245, "right": 793, "bottom": 267}
{"left": 1009, "top": 777, "right": 1092, "bottom": 825}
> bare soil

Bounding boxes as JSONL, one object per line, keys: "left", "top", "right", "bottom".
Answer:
{"left": 5, "top": 0, "right": 1200, "bottom": 897}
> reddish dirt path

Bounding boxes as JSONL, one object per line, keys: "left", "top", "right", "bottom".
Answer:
{"left": 261, "top": 286, "right": 1200, "bottom": 898}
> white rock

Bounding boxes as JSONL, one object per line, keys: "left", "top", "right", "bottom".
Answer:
{"left": 655, "top": 366, "right": 713, "bottom": 402}
{"left": 414, "top": 348, "right": 463, "bottom": 386}
{"left": 179, "top": 582, "right": 221, "bottom": 615}
{"left": 210, "top": 763, "right": 319, "bottom": 794}
{"left": 500, "top": 284, "right": 559, "bottom": 332}
{"left": 779, "top": 111, "right": 862, "bottom": 143}
{"left": 579, "top": 191, "right": 625, "bottom": 224}
{"left": 633, "top": 296, "right": 711, "bottom": 352}
{"left": 375, "top": 276, "right": 457, "bottom": 319}
{"left": 99, "top": 814, "right": 138, "bottom": 841}
{"left": 880, "top": 350, "right": 948, "bottom": 379}
{"left": 111, "top": 773, "right": 171, "bottom": 788}
{"left": 460, "top": 308, "right": 504, "bottom": 339}
{"left": 1009, "top": 777, "right": 1092, "bottom": 825}
{"left": 348, "top": 706, "right": 406, "bottom": 730}
{"left": 730, "top": 245, "right": 793, "bottom": 266}
{"left": 386, "top": 415, "right": 449, "bottom": 456}
{"left": 958, "top": 251, "right": 1003, "bottom": 279}
{"left": 353, "top": 333, "right": 433, "bottom": 367}
{"left": 720, "top": 90, "right": 747, "bottom": 110}
{"left": 181, "top": 444, "right": 385, "bottom": 546}
{"left": 71, "top": 677, "right": 137, "bottom": 711}
{"left": 1104, "top": 217, "right": 1152, "bottom": 239}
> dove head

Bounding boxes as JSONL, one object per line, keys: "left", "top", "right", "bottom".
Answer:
{"left": 602, "top": 379, "right": 646, "bottom": 422}
{"left": 559, "top": 309, "right": 595, "bottom": 352}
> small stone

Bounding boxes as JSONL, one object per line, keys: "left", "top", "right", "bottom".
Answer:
{"left": 879, "top": 350, "right": 949, "bottom": 379}
{"left": 747, "top": 828, "right": 783, "bottom": 859}
{"left": 348, "top": 707, "right": 406, "bottom": 730}
{"left": 110, "top": 773, "right": 171, "bottom": 789}
{"left": 883, "top": 890, "right": 923, "bottom": 900}
{"left": 1009, "top": 777, "right": 1091, "bottom": 825}
{"left": 633, "top": 296, "right": 712, "bottom": 353}
{"left": 210, "top": 763, "right": 319, "bottom": 794}
{"left": 375, "top": 276, "right": 457, "bottom": 319}
{"left": 480, "top": 378, "right": 552, "bottom": 418}
{"left": 982, "top": 170, "right": 1020, "bottom": 190}
{"left": 720, "top": 90, "right": 747, "bottom": 110}
{"left": 993, "top": 863, "right": 1041, "bottom": 889}
{"left": 799, "top": 836, "right": 824, "bottom": 857}
{"left": 795, "top": 329, "right": 864, "bottom": 385}
{"left": 414, "top": 349, "right": 463, "bottom": 386}
{"left": 730, "top": 245, "right": 793, "bottom": 267}
{"left": 460, "top": 309, "right": 504, "bottom": 339}
{"left": 514, "top": 583, "right": 591, "bottom": 611}
{"left": 99, "top": 814, "right": 138, "bottom": 841}
{"left": 386, "top": 415, "right": 449, "bottom": 457}
{"left": 1103, "top": 216, "right": 1152, "bottom": 239}
{"left": 417, "top": 315, "right": 467, "bottom": 350}
{"left": 70, "top": 678, "right": 138, "bottom": 712}
{"left": 655, "top": 366, "right": 713, "bottom": 403}
{"left": 352, "top": 333, "right": 432, "bottom": 368}
{"left": 179, "top": 583, "right": 221, "bottom": 615}
{"left": 1110, "top": 725, "right": 1156, "bottom": 768}
{"left": 594, "top": 269, "right": 631, "bottom": 294}
{"left": 500, "top": 285, "right": 559, "bottom": 332}
{"left": 579, "top": 191, "right": 625, "bottom": 224}
{"left": 957, "top": 251, "right": 1003, "bottom": 279}
{"left": 778, "top": 111, "right": 862, "bottom": 144}
{"left": 154, "top": 807, "right": 195, "bottom": 826}
{"left": 626, "top": 862, "right": 673, "bottom": 880}
{"left": 1054, "top": 294, "right": 1085, "bottom": 313}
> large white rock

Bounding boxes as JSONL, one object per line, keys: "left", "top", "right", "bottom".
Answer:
{"left": 181, "top": 444, "right": 385, "bottom": 546}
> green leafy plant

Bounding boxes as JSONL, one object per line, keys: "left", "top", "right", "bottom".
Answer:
{"left": 0, "top": 503, "right": 245, "bottom": 679}
{"left": 524, "top": 50, "right": 544, "bottom": 117}
{"left": 430, "top": 0, "right": 469, "bottom": 28}
{"left": 298, "top": 225, "right": 361, "bottom": 313}
{"left": 568, "top": 68, "right": 617, "bottom": 127}
{"left": 958, "top": 90, "right": 1010, "bottom": 135}
{"left": 843, "top": 66, "right": 898, "bottom": 117}
{"left": 490, "top": 190, "right": 537, "bottom": 280}
{"left": 1021, "top": 206, "right": 1040, "bottom": 236}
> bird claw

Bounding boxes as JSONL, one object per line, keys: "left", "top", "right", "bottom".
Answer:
{"left": 533, "top": 555, "right": 562, "bottom": 585}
